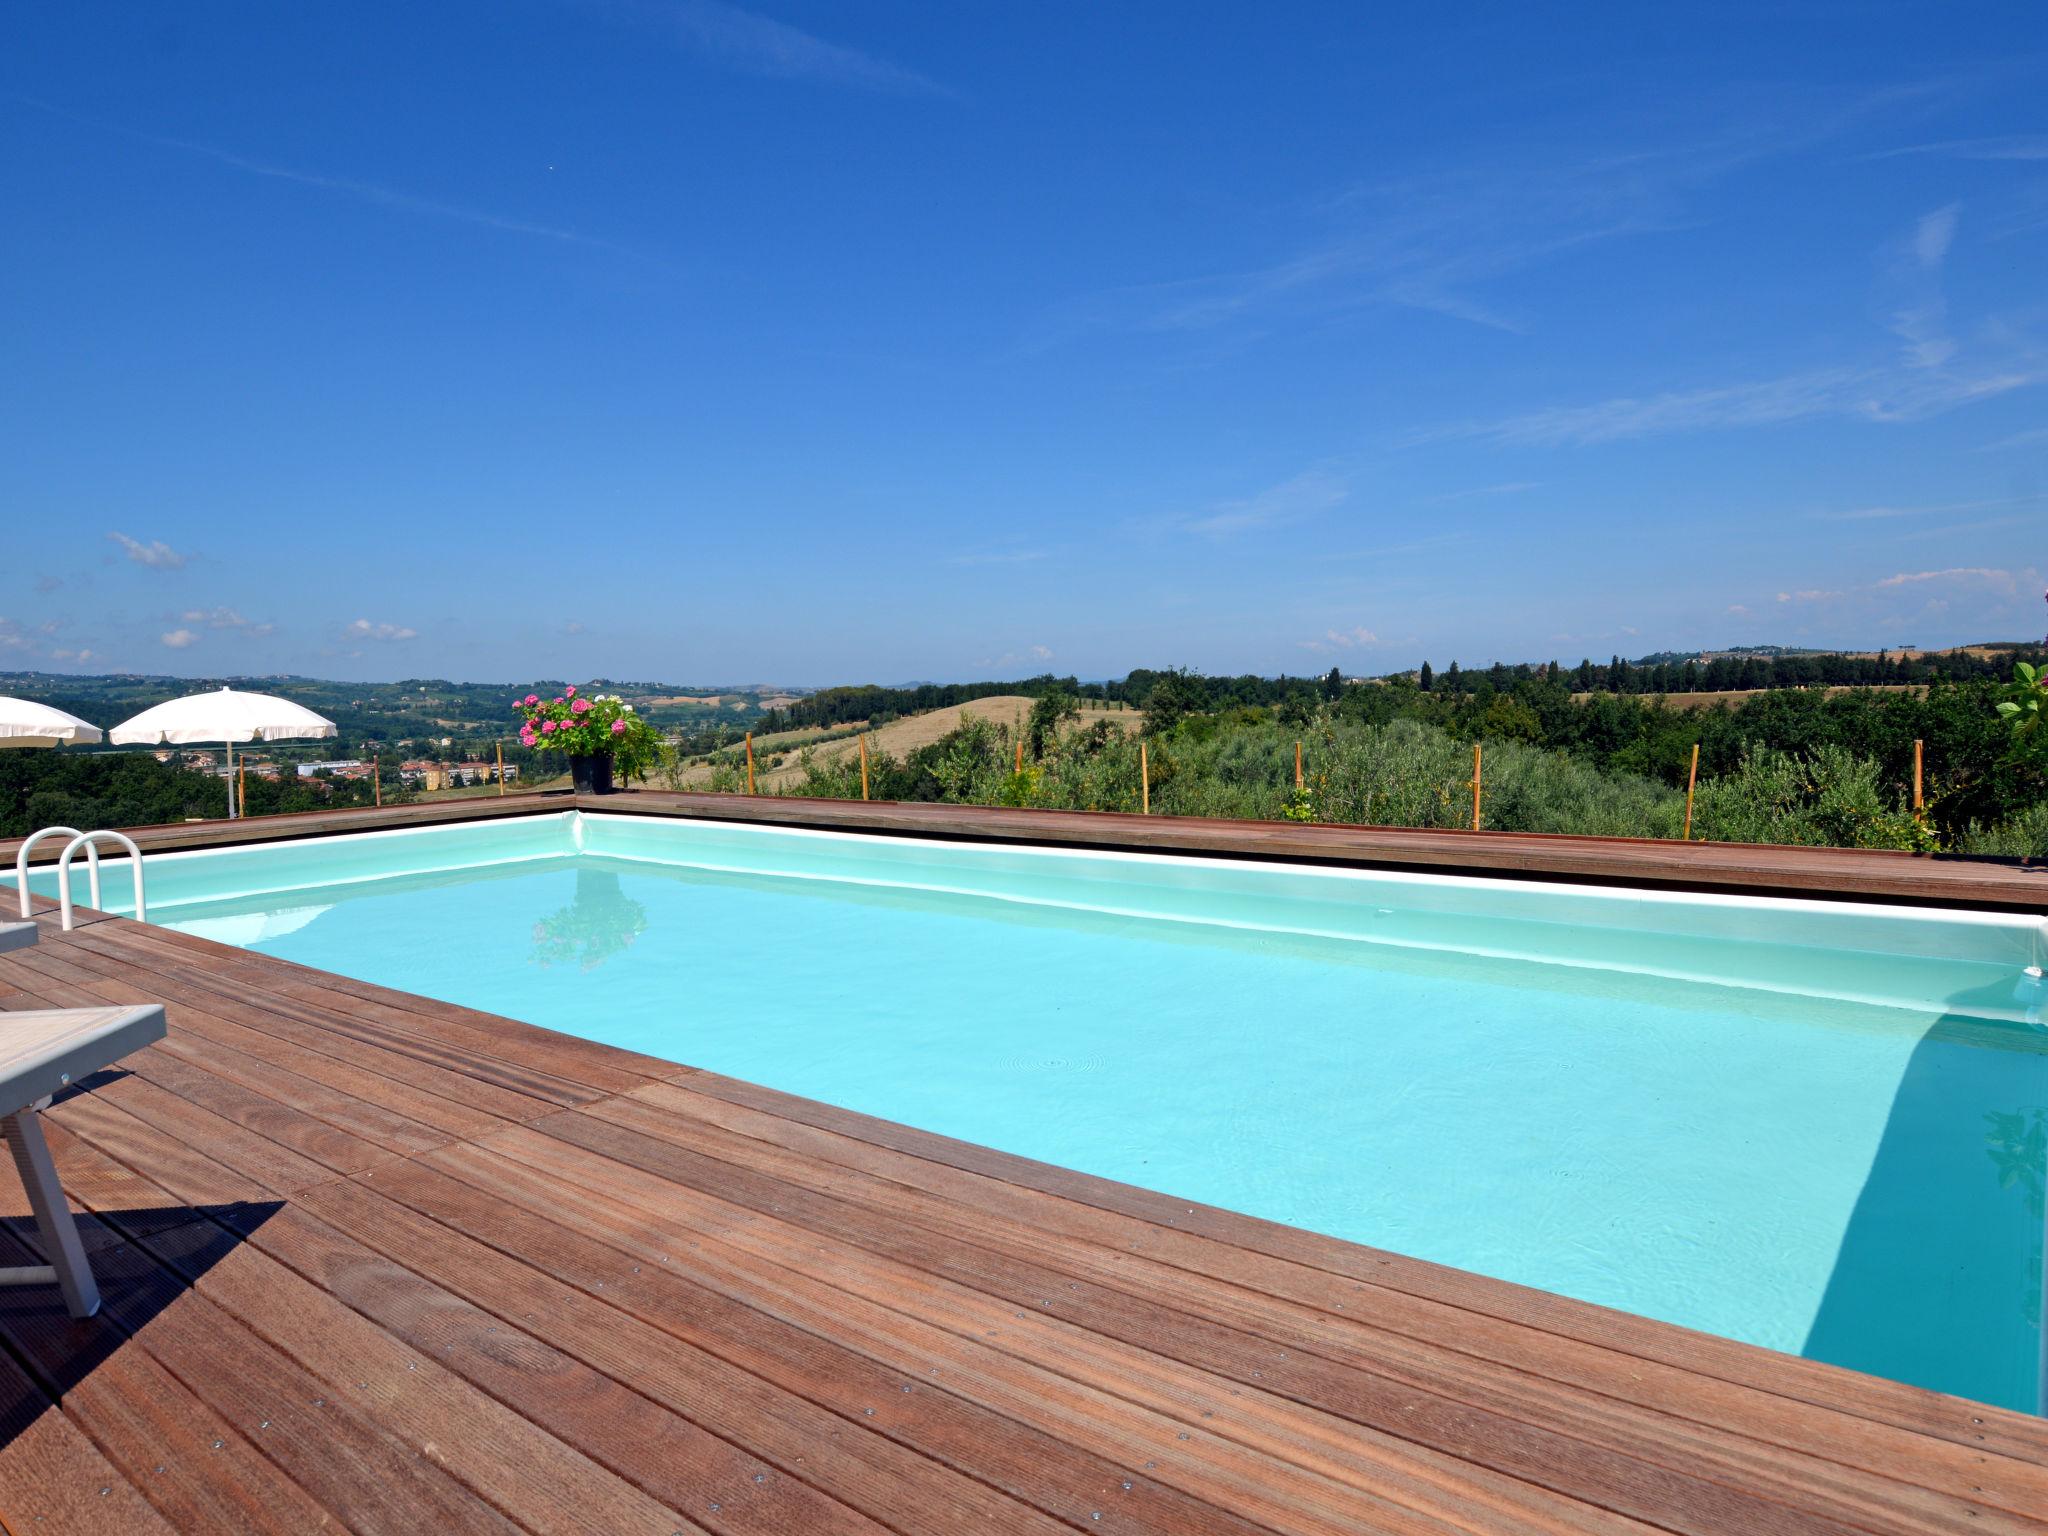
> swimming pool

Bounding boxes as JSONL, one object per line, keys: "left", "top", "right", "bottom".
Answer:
{"left": 30, "top": 810, "right": 2048, "bottom": 1410}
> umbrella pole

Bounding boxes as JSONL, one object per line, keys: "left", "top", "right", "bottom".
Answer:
{"left": 227, "top": 742, "right": 236, "bottom": 819}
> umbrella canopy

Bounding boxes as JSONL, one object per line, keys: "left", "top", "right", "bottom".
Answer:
{"left": 109, "top": 687, "right": 337, "bottom": 747}
{"left": 0, "top": 697, "right": 104, "bottom": 749}
{"left": 110, "top": 687, "right": 337, "bottom": 818}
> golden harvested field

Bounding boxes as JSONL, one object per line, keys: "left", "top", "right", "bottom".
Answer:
{"left": 1571, "top": 683, "right": 1927, "bottom": 710}
{"left": 669, "top": 696, "right": 1142, "bottom": 788}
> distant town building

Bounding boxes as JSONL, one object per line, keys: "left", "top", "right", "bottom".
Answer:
{"left": 398, "top": 759, "right": 517, "bottom": 790}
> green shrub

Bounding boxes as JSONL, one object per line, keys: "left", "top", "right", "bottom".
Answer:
{"left": 1687, "top": 745, "right": 1929, "bottom": 849}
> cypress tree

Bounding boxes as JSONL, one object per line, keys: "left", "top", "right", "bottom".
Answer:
{"left": 1418, "top": 660, "right": 1434, "bottom": 692}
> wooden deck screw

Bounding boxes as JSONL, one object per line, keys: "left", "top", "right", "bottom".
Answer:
{"left": 497, "top": 742, "right": 506, "bottom": 796}
{"left": 1294, "top": 740, "right": 1303, "bottom": 789}
{"left": 859, "top": 734, "right": 870, "bottom": 801}
{"left": 745, "top": 733, "right": 755, "bottom": 796}
{"left": 1913, "top": 738, "right": 1924, "bottom": 811}
{"left": 373, "top": 756, "right": 381, "bottom": 808}
{"left": 1470, "top": 743, "right": 1482, "bottom": 831}
{"left": 1140, "top": 741, "right": 1150, "bottom": 815}
{"left": 1682, "top": 742, "right": 1699, "bottom": 841}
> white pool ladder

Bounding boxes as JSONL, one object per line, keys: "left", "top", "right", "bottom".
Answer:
{"left": 13, "top": 827, "right": 147, "bottom": 931}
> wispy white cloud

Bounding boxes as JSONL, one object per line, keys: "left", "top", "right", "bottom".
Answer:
{"left": 182, "top": 606, "right": 277, "bottom": 638}
{"left": 1437, "top": 358, "right": 2041, "bottom": 448}
{"left": 1421, "top": 186, "right": 2043, "bottom": 448}
{"left": 1875, "top": 566, "right": 2019, "bottom": 596}
{"left": 1979, "top": 424, "right": 2048, "bottom": 451}
{"left": 109, "top": 532, "right": 189, "bottom": 570}
{"left": 1437, "top": 364, "right": 2035, "bottom": 446}
{"left": 1776, "top": 588, "right": 1842, "bottom": 603}
{"left": 977, "top": 643, "right": 1056, "bottom": 669}
{"left": 1180, "top": 468, "right": 1347, "bottom": 538}
{"left": 12, "top": 94, "right": 632, "bottom": 253}
{"left": 345, "top": 618, "right": 419, "bottom": 642}
{"left": 1298, "top": 625, "right": 1379, "bottom": 654}
{"left": 1036, "top": 80, "right": 1956, "bottom": 349}
{"left": 1811, "top": 493, "right": 2033, "bottom": 521}
{"left": 625, "top": 0, "right": 947, "bottom": 96}
{"left": 1885, "top": 202, "right": 1961, "bottom": 368}
{"left": 1863, "top": 135, "right": 2048, "bottom": 162}
{"left": 1423, "top": 481, "right": 1538, "bottom": 503}
{"left": 159, "top": 628, "right": 199, "bottom": 649}
{"left": 949, "top": 549, "right": 1049, "bottom": 567}
{"left": 1913, "top": 203, "right": 1959, "bottom": 268}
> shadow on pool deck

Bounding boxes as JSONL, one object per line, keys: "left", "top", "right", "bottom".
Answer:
{"left": 0, "top": 1198, "right": 285, "bottom": 1445}
{"left": 1802, "top": 972, "right": 2046, "bottom": 1412}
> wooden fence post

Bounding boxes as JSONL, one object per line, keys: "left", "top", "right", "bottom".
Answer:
{"left": 497, "top": 742, "right": 506, "bottom": 796}
{"left": 1913, "top": 739, "right": 1924, "bottom": 811}
{"left": 239, "top": 759, "right": 247, "bottom": 817}
{"left": 1015, "top": 738, "right": 1024, "bottom": 775}
{"left": 1682, "top": 743, "right": 1699, "bottom": 841}
{"left": 373, "top": 757, "right": 381, "bottom": 808}
{"left": 1470, "top": 743, "right": 1482, "bottom": 831}
{"left": 859, "top": 734, "right": 870, "bottom": 801}
{"left": 745, "top": 733, "right": 755, "bottom": 795}
{"left": 1140, "top": 741, "right": 1150, "bottom": 815}
{"left": 1294, "top": 740, "right": 1303, "bottom": 789}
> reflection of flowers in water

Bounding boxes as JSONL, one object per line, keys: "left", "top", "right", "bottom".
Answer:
{"left": 531, "top": 869, "right": 648, "bottom": 971}
{"left": 1986, "top": 1108, "right": 2046, "bottom": 1220}
{"left": 1985, "top": 1107, "right": 2045, "bottom": 1330}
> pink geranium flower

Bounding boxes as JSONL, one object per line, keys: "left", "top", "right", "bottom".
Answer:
{"left": 564, "top": 686, "right": 577, "bottom": 698}
{"left": 524, "top": 694, "right": 538, "bottom": 706}
{"left": 610, "top": 719, "right": 626, "bottom": 734}
{"left": 541, "top": 719, "right": 557, "bottom": 734}
{"left": 572, "top": 698, "right": 591, "bottom": 713}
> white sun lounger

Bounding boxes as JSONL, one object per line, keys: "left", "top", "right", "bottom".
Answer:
{"left": 0, "top": 993, "right": 166, "bottom": 1318}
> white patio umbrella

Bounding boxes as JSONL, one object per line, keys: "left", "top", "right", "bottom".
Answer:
{"left": 109, "top": 686, "right": 336, "bottom": 819}
{"left": 0, "top": 697, "right": 103, "bottom": 749}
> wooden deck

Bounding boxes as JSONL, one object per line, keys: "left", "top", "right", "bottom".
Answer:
{"left": 1, "top": 892, "right": 2045, "bottom": 1531}
{"left": 5, "top": 788, "right": 2044, "bottom": 912}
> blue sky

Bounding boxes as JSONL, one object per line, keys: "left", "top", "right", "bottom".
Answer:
{"left": 3, "top": 2, "right": 2045, "bottom": 685}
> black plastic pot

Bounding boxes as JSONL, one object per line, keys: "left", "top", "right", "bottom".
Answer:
{"left": 568, "top": 753, "right": 615, "bottom": 794}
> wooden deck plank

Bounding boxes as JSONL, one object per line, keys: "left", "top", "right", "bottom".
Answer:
{"left": 340, "top": 1156, "right": 1438, "bottom": 1536}
{"left": 666, "top": 1065, "right": 2048, "bottom": 1468}
{"left": 302, "top": 1175, "right": 1078, "bottom": 1536}
{"left": 421, "top": 1135, "right": 1663, "bottom": 1536}
{"left": 0, "top": 1335, "right": 177, "bottom": 1536}
{"left": 0, "top": 1217, "right": 348, "bottom": 1534}
{"left": 31, "top": 1103, "right": 712, "bottom": 1536}
{"left": 1, "top": 856, "right": 2043, "bottom": 1534}
{"left": 612, "top": 1078, "right": 2048, "bottom": 1519}
{"left": 515, "top": 1105, "right": 1995, "bottom": 1536}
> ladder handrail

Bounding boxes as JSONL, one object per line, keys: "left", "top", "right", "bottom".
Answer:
{"left": 14, "top": 827, "right": 84, "bottom": 919}
{"left": 55, "top": 832, "right": 146, "bottom": 931}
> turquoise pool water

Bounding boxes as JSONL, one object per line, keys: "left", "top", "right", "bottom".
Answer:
{"left": 32, "top": 811, "right": 2048, "bottom": 1409}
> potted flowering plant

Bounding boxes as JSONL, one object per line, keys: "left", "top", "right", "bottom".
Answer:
{"left": 515, "top": 686, "right": 659, "bottom": 793}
